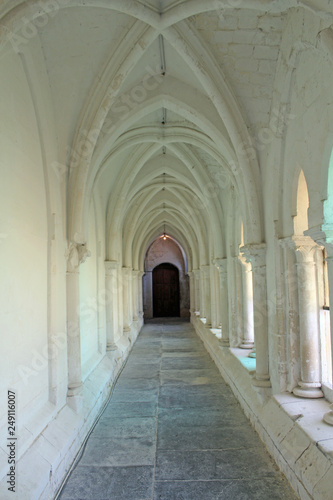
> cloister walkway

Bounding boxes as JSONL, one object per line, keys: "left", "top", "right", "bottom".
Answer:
{"left": 59, "top": 319, "right": 297, "bottom": 500}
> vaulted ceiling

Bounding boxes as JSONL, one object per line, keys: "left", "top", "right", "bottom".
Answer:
{"left": 1, "top": 0, "right": 331, "bottom": 269}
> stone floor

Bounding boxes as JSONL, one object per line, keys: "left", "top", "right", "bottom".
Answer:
{"left": 58, "top": 319, "right": 298, "bottom": 500}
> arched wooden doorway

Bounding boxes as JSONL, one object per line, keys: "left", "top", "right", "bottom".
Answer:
{"left": 153, "top": 263, "right": 180, "bottom": 317}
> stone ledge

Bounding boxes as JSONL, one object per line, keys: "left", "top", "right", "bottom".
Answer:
{"left": 191, "top": 315, "right": 333, "bottom": 500}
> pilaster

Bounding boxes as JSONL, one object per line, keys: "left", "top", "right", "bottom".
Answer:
{"left": 122, "top": 267, "right": 132, "bottom": 332}
{"left": 105, "top": 260, "right": 119, "bottom": 351}
{"left": 65, "top": 241, "right": 90, "bottom": 412}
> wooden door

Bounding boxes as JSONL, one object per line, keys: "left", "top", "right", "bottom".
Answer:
{"left": 153, "top": 263, "right": 180, "bottom": 317}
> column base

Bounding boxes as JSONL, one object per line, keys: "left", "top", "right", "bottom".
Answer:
{"left": 323, "top": 407, "right": 333, "bottom": 425}
{"left": 252, "top": 375, "right": 271, "bottom": 388}
{"left": 219, "top": 339, "right": 230, "bottom": 347}
{"left": 123, "top": 326, "right": 131, "bottom": 333}
{"left": 106, "top": 342, "right": 117, "bottom": 351}
{"left": 239, "top": 341, "right": 254, "bottom": 349}
{"left": 293, "top": 383, "right": 324, "bottom": 399}
{"left": 67, "top": 382, "right": 82, "bottom": 397}
{"left": 252, "top": 384, "right": 272, "bottom": 404}
{"left": 133, "top": 316, "right": 139, "bottom": 322}
{"left": 67, "top": 383, "right": 83, "bottom": 413}
{"left": 248, "top": 349, "right": 256, "bottom": 358}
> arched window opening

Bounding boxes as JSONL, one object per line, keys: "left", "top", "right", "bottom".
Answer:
{"left": 321, "top": 248, "right": 332, "bottom": 386}
{"left": 323, "top": 149, "right": 333, "bottom": 236}
{"left": 322, "top": 149, "right": 333, "bottom": 390}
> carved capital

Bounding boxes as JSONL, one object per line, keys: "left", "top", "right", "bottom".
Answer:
{"left": 105, "top": 260, "right": 118, "bottom": 275}
{"left": 66, "top": 242, "right": 90, "bottom": 273}
{"left": 288, "top": 236, "right": 319, "bottom": 264}
{"left": 240, "top": 243, "right": 266, "bottom": 268}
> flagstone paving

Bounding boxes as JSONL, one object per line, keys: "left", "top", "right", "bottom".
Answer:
{"left": 59, "top": 319, "right": 298, "bottom": 500}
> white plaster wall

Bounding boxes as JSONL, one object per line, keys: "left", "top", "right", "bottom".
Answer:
{"left": 0, "top": 50, "right": 49, "bottom": 450}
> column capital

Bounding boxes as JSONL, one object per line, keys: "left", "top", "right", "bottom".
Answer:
{"left": 104, "top": 260, "right": 118, "bottom": 274}
{"left": 66, "top": 241, "right": 90, "bottom": 273}
{"left": 200, "top": 264, "right": 210, "bottom": 274}
{"left": 240, "top": 243, "right": 266, "bottom": 268}
{"left": 132, "top": 269, "right": 141, "bottom": 277}
{"left": 303, "top": 225, "right": 333, "bottom": 258}
{"left": 287, "top": 236, "right": 320, "bottom": 263}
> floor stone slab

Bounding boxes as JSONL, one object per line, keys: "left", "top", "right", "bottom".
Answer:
{"left": 80, "top": 436, "right": 156, "bottom": 466}
{"left": 153, "top": 478, "right": 297, "bottom": 500}
{"left": 58, "top": 320, "right": 298, "bottom": 500}
{"left": 60, "top": 465, "right": 153, "bottom": 500}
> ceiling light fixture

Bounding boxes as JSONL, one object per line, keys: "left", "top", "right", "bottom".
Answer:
{"left": 159, "top": 34, "right": 166, "bottom": 76}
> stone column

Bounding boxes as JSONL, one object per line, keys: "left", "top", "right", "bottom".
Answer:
{"left": 323, "top": 243, "right": 333, "bottom": 424}
{"left": 235, "top": 257, "right": 243, "bottom": 345}
{"left": 210, "top": 265, "right": 219, "bottom": 329}
{"left": 202, "top": 265, "right": 211, "bottom": 327}
{"left": 138, "top": 271, "right": 144, "bottom": 318}
{"left": 143, "top": 271, "right": 153, "bottom": 318}
{"left": 132, "top": 270, "right": 140, "bottom": 321}
{"left": 238, "top": 254, "right": 254, "bottom": 349}
{"left": 65, "top": 241, "right": 90, "bottom": 411}
{"left": 188, "top": 271, "right": 195, "bottom": 314}
{"left": 215, "top": 258, "right": 229, "bottom": 346}
{"left": 200, "top": 267, "right": 206, "bottom": 318}
{"left": 193, "top": 269, "right": 200, "bottom": 313}
{"left": 279, "top": 239, "right": 300, "bottom": 392}
{"left": 105, "top": 261, "right": 118, "bottom": 351}
{"left": 122, "top": 267, "right": 132, "bottom": 332}
{"left": 289, "top": 236, "right": 323, "bottom": 398}
{"left": 241, "top": 244, "right": 271, "bottom": 388}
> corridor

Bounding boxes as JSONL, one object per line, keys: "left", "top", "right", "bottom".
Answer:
{"left": 58, "top": 320, "right": 296, "bottom": 500}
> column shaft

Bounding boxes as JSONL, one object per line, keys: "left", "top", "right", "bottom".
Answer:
{"left": 122, "top": 267, "right": 131, "bottom": 332}
{"left": 292, "top": 237, "right": 323, "bottom": 398}
{"left": 105, "top": 261, "right": 118, "bottom": 351}
{"left": 238, "top": 255, "right": 254, "bottom": 349}
{"left": 217, "top": 259, "right": 229, "bottom": 346}
{"left": 65, "top": 241, "right": 90, "bottom": 411}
